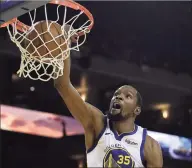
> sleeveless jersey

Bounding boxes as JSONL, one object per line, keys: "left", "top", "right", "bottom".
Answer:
{"left": 87, "top": 117, "right": 147, "bottom": 168}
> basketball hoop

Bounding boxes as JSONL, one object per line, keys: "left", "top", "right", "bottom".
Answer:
{"left": 0, "top": 0, "right": 94, "bottom": 81}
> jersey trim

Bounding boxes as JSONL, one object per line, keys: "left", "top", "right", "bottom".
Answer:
{"left": 109, "top": 120, "right": 138, "bottom": 141}
{"left": 140, "top": 128, "right": 147, "bottom": 165}
{"left": 87, "top": 116, "right": 107, "bottom": 153}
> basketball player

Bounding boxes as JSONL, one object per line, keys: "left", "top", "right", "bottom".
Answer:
{"left": 54, "top": 56, "right": 163, "bottom": 167}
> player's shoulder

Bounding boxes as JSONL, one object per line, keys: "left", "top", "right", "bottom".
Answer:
{"left": 145, "top": 135, "right": 160, "bottom": 148}
{"left": 144, "top": 135, "right": 162, "bottom": 157}
{"left": 144, "top": 136, "right": 163, "bottom": 167}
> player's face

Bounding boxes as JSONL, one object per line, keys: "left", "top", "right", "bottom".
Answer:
{"left": 107, "top": 85, "right": 138, "bottom": 121}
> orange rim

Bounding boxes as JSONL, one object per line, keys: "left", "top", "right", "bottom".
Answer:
{"left": 0, "top": 0, "right": 94, "bottom": 36}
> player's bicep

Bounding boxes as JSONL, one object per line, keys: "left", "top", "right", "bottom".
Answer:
{"left": 144, "top": 136, "right": 163, "bottom": 168}
{"left": 56, "top": 83, "right": 94, "bottom": 129}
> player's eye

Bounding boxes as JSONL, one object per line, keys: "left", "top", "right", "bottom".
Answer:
{"left": 126, "top": 94, "right": 132, "bottom": 99}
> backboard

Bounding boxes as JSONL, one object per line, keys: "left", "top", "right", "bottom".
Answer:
{"left": 0, "top": 0, "right": 50, "bottom": 24}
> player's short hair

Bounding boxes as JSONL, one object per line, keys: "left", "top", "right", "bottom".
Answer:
{"left": 136, "top": 91, "right": 142, "bottom": 108}
{"left": 114, "top": 84, "right": 143, "bottom": 108}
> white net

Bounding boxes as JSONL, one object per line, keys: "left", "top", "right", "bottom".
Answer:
{"left": 6, "top": 3, "right": 92, "bottom": 81}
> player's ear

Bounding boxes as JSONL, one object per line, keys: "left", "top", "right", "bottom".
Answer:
{"left": 134, "top": 107, "right": 141, "bottom": 116}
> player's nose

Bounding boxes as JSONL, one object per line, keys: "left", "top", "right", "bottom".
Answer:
{"left": 115, "top": 95, "right": 123, "bottom": 101}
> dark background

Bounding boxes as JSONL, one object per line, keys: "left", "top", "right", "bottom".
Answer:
{"left": 0, "top": 1, "right": 192, "bottom": 168}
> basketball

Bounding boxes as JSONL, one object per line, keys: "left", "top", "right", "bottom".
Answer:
{"left": 1, "top": 0, "right": 93, "bottom": 81}
{"left": 22, "top": 21, "right": 68, "bottom": 60}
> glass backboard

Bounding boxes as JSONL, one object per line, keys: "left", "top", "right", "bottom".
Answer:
{"left": 0, "top": 0, "right": 50, "bottom": 24}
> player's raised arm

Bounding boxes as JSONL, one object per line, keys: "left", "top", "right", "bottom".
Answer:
{"left": 54, "top": 56, "right": 104, "bottom": 130}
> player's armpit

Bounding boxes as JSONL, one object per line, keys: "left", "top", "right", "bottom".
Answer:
{"left": 144, "top": 135, "right": 163, "bottom": 168}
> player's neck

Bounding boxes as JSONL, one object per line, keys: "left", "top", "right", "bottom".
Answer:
{"left": 113, "top": 118, "right": 135, "bottom": 135}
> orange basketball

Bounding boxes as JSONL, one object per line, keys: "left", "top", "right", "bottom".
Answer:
{"left": 22, "top": 21, "right": 68, "bottom": 60}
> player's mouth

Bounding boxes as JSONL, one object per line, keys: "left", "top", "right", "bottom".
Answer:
{"left": 110, "top": 102, "right": 122, "bottom": 115}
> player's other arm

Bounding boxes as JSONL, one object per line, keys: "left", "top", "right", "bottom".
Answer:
{"left": 144, "top": 135, "right": 163, "bottom": 168}
{"left": 54, "top": 57, "right": 104, "bottom": 130}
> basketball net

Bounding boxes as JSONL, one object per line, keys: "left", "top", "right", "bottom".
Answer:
{"left": 6, "top": 3, "right": 92, "bottom": 81}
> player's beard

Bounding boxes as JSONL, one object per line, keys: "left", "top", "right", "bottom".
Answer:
{"left": 107, "top": 112, "right": 124, "bottom": 121}
{"left": 107, "top": 108, "right": 125, "bottom": 121}
{"left": 107, "top": 108, "right": 134, "bottom": 121}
